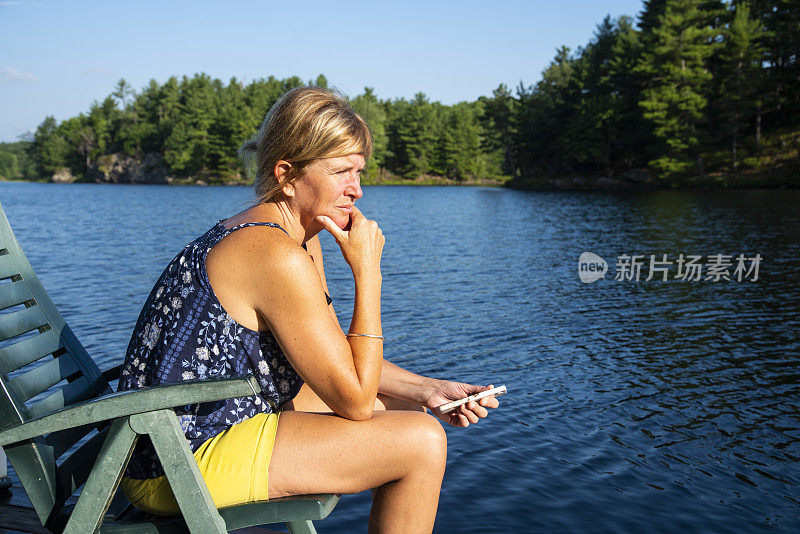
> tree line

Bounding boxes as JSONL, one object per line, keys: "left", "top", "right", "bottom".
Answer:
{"left": 1, "top": 0, "right": 797, "bottom": 187}
{"left": 510, "top": 0, "right": 799, "bottom": 185}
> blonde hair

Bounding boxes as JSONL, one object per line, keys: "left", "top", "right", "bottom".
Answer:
{"left": 239, "top": 86, "right": 373, "bottom": 203}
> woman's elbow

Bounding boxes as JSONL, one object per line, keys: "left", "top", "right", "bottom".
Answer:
{"left": 337, "top": 397, "right": 375, "bottom": 421}
{"left": 352, "top": 404, "right": 375, "bottom": 421}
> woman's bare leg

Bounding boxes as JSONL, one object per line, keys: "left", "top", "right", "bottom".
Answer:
{"left": 268, "top": 410, "right": 447, "bottom": 534}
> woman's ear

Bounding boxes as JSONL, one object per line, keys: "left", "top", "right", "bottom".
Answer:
{"left": 274, "top": 161, "right": 295, "bottom": 198}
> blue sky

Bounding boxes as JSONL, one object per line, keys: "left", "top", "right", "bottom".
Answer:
{"left": 1, "top": 0, "right": 645, "bottom": 142}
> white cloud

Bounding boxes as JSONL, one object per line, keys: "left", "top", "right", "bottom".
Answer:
{"left": 82, "top": 67, "right": 114, "bottom": 77}
{"left": 1, "top": 67, "right": 38, "bottom": 83}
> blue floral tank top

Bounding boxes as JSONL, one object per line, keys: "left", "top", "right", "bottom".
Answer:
{"left": 119, "top": 221, "right": 315, "bottom": 479}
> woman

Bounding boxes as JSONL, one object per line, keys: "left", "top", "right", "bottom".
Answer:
{"left": 118, "top": 86, "right": 500, "bottom": 533}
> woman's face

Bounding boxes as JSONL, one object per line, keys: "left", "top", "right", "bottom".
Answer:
{"left": 291, "top": 153, "right": 365, "bottom": 229}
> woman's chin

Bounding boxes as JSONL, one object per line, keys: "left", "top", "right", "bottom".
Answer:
{"left": 335, "top": 214, "right": 352, "bottom": 231}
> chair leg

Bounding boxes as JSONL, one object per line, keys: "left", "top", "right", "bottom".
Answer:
{"left": 287, "top": 520, "right": 317, "bottom": 534}
{"left": 130, "top": 409, "right": 227, "bottom": 534}
{"left": 63, "top": 418, "right": 137, "bottom": 534}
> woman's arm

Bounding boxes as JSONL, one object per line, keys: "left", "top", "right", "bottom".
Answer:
{"left": 247, "top": 209, "right": 384, "bottom": 421}
{"left": 307, "top": 235, "right": 430, "bottom": 401}
{"left": 307, "top": 232, "right": 500, "bottom": 426}
{"left": 378, "top": 360, "right": 435, "bottom": 404}
{"left": 307, "top": 235, "right": 430, "bottom": 402}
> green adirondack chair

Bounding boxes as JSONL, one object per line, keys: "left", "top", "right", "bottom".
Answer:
{"left": 0, "top": 202, "right": 338, "bottom": 533}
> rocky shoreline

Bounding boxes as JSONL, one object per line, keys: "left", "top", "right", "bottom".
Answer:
{"left": 51, "top": 152, "right": 198, "bottom": 185}
{"left": 40, "top": 154, "right": 800, "bottom": 190}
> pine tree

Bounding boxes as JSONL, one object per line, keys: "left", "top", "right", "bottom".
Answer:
{"left": 210, "top": 77, "right": 256, "bottom": 176}
{"left": 164, "top": 74, "right": 216, "bottom": 175}
{"left": 440, "top": 103, "right": 483, "bottom": 181}
{"left": 112, "top": 78, "right": 134, "bottom": 111}
{"left": 608, "top": 15, "right": 653, "bottom": 170}
{"left": 636, "top": 0, "right": 720, "bottom": 178}
{"left": 481, "top": 84, "right": 517, "bottom": 176}
{"left": 33, "top": 116, "right": 70, "bottom": 174}
{"left": 570, "top": 16, "right": 623, "bottom": 174}
{"left": 718, "top": 1, "right": 768, "bottom": 170}
{"left": 745, "top": 0, "right": 800, "bottom": 137}
{"left": 350, "top": 87, "right": 389, "bottom": 179}
{"left": 389, "top": 93, "right": 438, "bottom": 179}
{"left": 314, "top": 74, "right": 329, "bottom": 88}
{"left": 516, "top": 46, "right": 581, "bottom": 176}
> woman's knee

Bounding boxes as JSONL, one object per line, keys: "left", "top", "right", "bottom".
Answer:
{"left": 402, "top": 412, "right": 447, "bottom": 470}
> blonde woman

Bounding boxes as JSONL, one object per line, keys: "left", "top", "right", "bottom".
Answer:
{"left": 119, "top": 86, "right": 500, "bottom": 533}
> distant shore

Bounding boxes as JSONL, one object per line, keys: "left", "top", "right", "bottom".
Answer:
{"left": 4, "top": 170, "right": 799, "bottom": 190}
{"left": 4, "top": 155, "right": 799, "bottom": 191}
{"left": 507, "top": 165, "right": 800, "bottom": 190}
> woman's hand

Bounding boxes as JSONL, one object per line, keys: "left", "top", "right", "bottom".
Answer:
{"left": 423, "top": 379, "right": 500, "bottom": 428}
{"left": 317, "top": 206, "right": 384, "bottom": 281}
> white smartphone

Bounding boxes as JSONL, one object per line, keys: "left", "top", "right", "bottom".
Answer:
{"left": 437, "top": 385, "right": 507, "bottom": 414}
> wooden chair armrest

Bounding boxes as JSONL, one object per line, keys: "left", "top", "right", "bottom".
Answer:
{"left": 0, "top": 375, "right": 262, "bottom": 446}
{"left": 101, "top": 363, "right": 123, "bottom": 383}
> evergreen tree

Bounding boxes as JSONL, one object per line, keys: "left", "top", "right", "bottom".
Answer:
{"left": 314, "top": 74, "right": 329, "bottom": 88}
{"left": 112, "top": 78, "right": 134, "bottom": 111}
{"left": 0, "top": 141, "right": 36, "bottom": 180}
{"left": 608, "top": 15, "right": 653, "bottom": 170}
{"left": 210, "top": 77, "right": 256, "bottom": 175}
{"left": 745, "top": 0, "right": 800, "bottom": 138}
{"left": 636, "top": 0, "right": 720, "bottom": 177}
{"left": 441, "top": 102, "right": 483, "bottom": 181}
{"left": 570, "top": 16, "right": 622, "bottom": 174}
{"left": 638, "top": 0, "right": 668, "bottom": 34}
{"left": 718, "top": 1, "right": 768, "bottom": 170}
{"left": 388, "top": 93, "right": 438, "bottom": 179}
{"left": 516, "top": 46, "right": 581, "bottom": 176}
{"left": 350, "top": 87, "right": 389, "bottom": 178}
{"left": 164, "top": 74, "right": 216, "bottom": 174}
{"left": 33, "top": 116, "right": 71, "bottom": 174}
{"left": 481, "top": 84, "right": 517, "bottom": 176}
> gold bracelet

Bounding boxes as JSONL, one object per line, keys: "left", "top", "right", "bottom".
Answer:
{"left": 346, "top": 333, "right": 385, "bottom": 340}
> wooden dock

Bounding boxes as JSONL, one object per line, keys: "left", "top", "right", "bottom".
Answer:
{"left": 0, "top": 484, "right": 288, "bottom": 534}
{"left": 1, "top": 483, "right": 55, "bottom": 534}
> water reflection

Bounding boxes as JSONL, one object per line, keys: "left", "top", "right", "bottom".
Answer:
{"left": 1, "top": 183, "right": 798, "bottom": 532}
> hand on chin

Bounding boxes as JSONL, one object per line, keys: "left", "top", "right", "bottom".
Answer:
{"left": 340, "top": 213, "right": 353, "bottom": 231}
{"left": 323, "top": 211, "right": 351, "bottom": 231}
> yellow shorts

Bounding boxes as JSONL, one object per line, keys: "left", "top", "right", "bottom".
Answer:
{"left": 120, "top": 411, "right": 280, "bottom": 516}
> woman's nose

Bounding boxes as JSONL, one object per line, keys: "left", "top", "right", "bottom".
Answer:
{"left": 347, "top": 171, "right": 363, "bottom": 199}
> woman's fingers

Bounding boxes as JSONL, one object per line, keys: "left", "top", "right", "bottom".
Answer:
{"left": 315, "top": 215, "right": 346, "bottom": 242}
{"left": 460, "top": 404, "right": 480, "bottom": 424}
{"left": 479, "top": 396, "right": 500, "bottom": 410}
{"left": 467, "top": 401, "right": 489, "bottom": 419}
{"left": 323, "top": 207, "right": 383, "bottom": 279}
{"left": 350, "top": 205, "right": 366, "bottom": 221}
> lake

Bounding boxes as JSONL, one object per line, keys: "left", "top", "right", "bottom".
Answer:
{"left": 1, "top": 181, "right": 799, "bottom": 532}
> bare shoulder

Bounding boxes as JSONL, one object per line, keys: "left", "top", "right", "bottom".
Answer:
{"left": 207, "top": 225, "right": 319, "bottom": 293}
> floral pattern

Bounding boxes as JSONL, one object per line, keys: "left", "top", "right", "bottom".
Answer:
{"left": 119, "top": 221, "right": 308, "bottom": 479}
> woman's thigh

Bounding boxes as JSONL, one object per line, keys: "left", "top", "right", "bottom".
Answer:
{"left": 267, "top": 410, "right": 446, "bottom": 499}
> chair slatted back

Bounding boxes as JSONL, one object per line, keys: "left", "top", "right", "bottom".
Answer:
{"left": 0, "top": 202, "right": 116, "bottom": 527}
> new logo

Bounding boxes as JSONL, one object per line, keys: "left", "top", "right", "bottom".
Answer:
{"left": 578, "top": 252, "right": 608, "bottom": 283}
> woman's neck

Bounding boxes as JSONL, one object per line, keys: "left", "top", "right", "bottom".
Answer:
{"left": 242, "top": 201, "right": 317, "bottom": 245}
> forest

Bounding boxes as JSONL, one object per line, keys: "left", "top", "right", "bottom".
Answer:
{"left": 1, "top": 0, "right": 798, "bottom": 188}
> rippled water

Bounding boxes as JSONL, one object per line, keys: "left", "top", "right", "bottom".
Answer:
{"left": 2, "top": 182, "right": 799, "bottom": 532}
